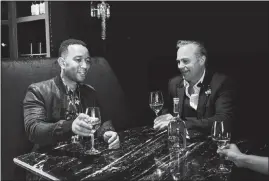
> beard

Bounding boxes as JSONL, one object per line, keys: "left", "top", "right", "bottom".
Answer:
{"left": 62, "top": 69, "right": 81, "bottom": 84}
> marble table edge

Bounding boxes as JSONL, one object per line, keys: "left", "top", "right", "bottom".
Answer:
{"left": 13, "top": 157, "right": 60, "bottom": 181}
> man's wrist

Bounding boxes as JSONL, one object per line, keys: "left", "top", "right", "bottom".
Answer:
{"left": 61, "top": 120, "right": 74, "bottom": 133}
{"left": 237, "top": 153, "right": 247, "bottom": 168}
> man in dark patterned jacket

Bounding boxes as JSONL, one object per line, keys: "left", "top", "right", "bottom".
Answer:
{"left": 154, "top": 40, "right": 237, "bottom": 135}
{"left": 23, "top": 39, "right": 120, "bottom": 153}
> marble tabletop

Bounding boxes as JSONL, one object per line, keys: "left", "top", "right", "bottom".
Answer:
{"left": 14, "top": 126, "right": 254, "bottom": 181}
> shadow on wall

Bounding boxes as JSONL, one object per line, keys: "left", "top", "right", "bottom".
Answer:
{"left": 85, "top": 57, "right": 132, "bottom": 131}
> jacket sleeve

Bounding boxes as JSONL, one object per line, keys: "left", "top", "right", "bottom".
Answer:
{"left": 185, "top": 77, "right": 237, "bottom": 133}
{"left": 23, "top": 85, "right": 73, "bottom": 146}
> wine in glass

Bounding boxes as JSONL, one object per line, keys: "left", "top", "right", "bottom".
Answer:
{"left": 85, "top": 107, "right": 102, "bottom": 155}
{"left": 173, "top": 97, "right": 180, "bottom": 118}
{"left": 149, "top": 91, "right": 164, "bottom": 117}
{"left": 211, "top": 120, "right": 231, "bottom": 172}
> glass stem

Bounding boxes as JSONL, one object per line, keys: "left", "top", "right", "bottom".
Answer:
{"left": 91, "top": 134, "right": 95, "bottom": 150}
{"left": 219, "top": 151, "right": 225, "bottom": 169}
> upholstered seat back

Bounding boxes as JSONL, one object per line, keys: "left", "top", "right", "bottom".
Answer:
{"left": 1, "top": 57, "right": 128, "bottom": 180}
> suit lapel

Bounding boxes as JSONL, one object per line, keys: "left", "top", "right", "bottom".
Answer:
{"left": 196, "top": 86, "right": 207, "bottom": 118}
{"left": 196, "top": 70, "right": 214, "bottom": 118}
{"left": 53, "top": 76, "right": 66, "bottom": 119}
{"left": 176, "top": 80, "right": 185, "bottom": 116}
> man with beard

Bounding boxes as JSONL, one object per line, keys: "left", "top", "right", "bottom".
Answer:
{"left": 23, "top": 39, "right": 120, "bottom": 153}
{"left": 153, "top": 40, "right": 236, "bottom": 135}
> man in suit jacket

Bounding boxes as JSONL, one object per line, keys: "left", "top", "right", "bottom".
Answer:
{"left": 23, "top": 39, "right": 120, "bottom": 152}
{"left": 154, "top": 40, "right": 236, "bottom": 135}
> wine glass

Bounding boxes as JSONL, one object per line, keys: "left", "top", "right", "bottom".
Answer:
{"left": 211, "top": 121, "right": 231, "bottom": 172}
{"left": 149, "top": 91, "right": 164, "bottom": 117}
{"left": 173, "top": 97, "right": 180, "bottom": 118}
{"left": 85, "top": 107, "right": 102, "bottom": 155}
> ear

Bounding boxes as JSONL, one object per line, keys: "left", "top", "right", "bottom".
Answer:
{"left": 199, "top": 55, "right": 206, "bottom": 65}
{"left": 57, "top": 57, "right": 66, "bottom": 69}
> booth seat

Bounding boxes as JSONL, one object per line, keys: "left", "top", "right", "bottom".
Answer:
{"left": 1, "top": 57, "right": 130, "bottom": 180}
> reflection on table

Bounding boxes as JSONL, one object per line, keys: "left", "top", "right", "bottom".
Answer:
{"left": 14, "top": 126, "right": 257, "bottom": 181}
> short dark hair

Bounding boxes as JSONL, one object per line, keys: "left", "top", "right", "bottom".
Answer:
{"left": 176, "top": 40, "right": 207, "bottom": 60}
{"left": 58, "top": 39, "right": 87, "bottom": 57}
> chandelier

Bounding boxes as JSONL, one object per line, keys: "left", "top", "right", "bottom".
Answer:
{"left": 90, "top": 0, "right": 110, "bottom": 40}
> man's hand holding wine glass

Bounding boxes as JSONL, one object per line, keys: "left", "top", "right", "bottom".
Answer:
{"left": 211, "top": 120, "right": 231, "bottom": 172}
{"left": 153, "top": 114, "right": 174, "bottom": 131}
{"left": 71, "top": 113, "right": 93, "bottom": 136}
{"left": 217, "top": 144, "right": 245, "bottom": 167}
{"left": 86, "top": 116, "right": 101, "bottom": 134}
{"left": 149, "top": 90, "right": 173, "bottom": 131}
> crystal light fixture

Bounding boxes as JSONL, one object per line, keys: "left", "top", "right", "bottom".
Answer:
{"left": 90, "top": 0, "right": 110, "bottom": 40}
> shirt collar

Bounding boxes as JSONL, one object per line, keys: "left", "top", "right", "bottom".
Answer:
{"left": 183, "top": 69, "right": 206, "bottom": 88}
{"left": 60, "top": 75, "right": 78, "bottom": 94}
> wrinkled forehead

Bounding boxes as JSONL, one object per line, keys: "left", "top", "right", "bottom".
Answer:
{"left": 177, "top": 44, "right": 199, "bottom": 60}
{"left": 66, "top": 44, "right": 89, "bottom": 57}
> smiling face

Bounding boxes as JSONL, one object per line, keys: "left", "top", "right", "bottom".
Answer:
{"left": 176, "top": 43, "right": 206, "bottom": 84}
{"left": 61, "top": 44, "right": 92, "bottom": 83}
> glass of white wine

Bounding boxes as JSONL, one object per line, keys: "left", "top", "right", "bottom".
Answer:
{"left": 85, "top": 107, "right": 102, "bottom": 155}
{"left": 149, "top": 91, "right": 164, "bottom": 117}
{"left": 211, "top": 120, "right": 231, "bottom": 172}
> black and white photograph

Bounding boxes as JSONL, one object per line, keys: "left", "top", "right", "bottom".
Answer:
{"left": 1, "top": 0, "right": 269, "bottom": 180}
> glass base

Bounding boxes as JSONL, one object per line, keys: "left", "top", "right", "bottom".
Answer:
{"left": 219, "top": 164, "right": 230, "bottom": 173}
{"left": 85, "top": 148, "right": 101, "bottom": 155}
{"left": 172, "top": 172, "right": 181, "bottom": 181}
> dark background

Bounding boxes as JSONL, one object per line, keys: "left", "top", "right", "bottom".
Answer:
{"left": 86, "top": 1, "right": 268, "bottom": 139}
{"left": 2, "top": 1, "right": 269, "bottom": 180}
{"left": 14, "top": 0, "right": 269, "bottom": 143}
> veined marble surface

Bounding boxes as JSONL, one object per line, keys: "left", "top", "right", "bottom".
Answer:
{"left": 14, "top": 126, "right": 267, "bottom": 181}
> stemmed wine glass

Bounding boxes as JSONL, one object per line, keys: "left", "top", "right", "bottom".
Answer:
{"left": 85, "top": 107, "right": 102, "bottom": 155}
{"left": 211, "top": 120, "right": 231, "bottom": 172}
{"left": 149, "top": 91, "right": 164, "bottom": 117}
